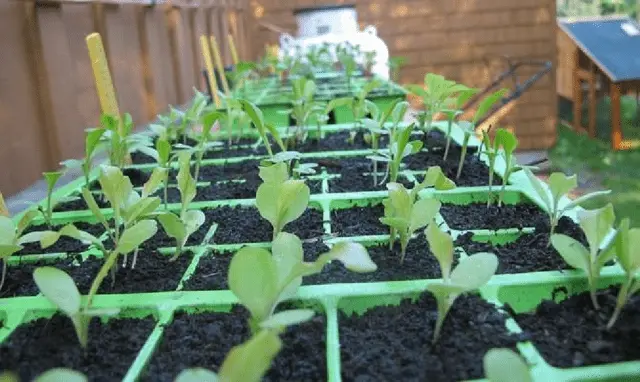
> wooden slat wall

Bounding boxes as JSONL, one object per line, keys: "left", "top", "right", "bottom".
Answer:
{"left": 0, "top": 0, "right": 249, "bottom": 196}
{"left": 557, "top": 26, "right": 577, "bottom": 100}
{"left": 248, "top": 0, "right": 558, "bottom": 150}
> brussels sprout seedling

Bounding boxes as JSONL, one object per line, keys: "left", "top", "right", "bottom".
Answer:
{"left": 61, "top": 128, "right": 106, "bottom": 188}
{"left": 484, "top": 348, "right": 532, "bottom": 382}
{"left": 551, "top": 203, "right": 616, "bottom": 309}
{"left": 174, "top": 329, "right": 282, "bottom": 382}
{"left": 100, "top": 113, "right": 154, "bottom": 169}
{"left": 380, "top": 166, "right": 455, "bottom": 263}
{"left": 480, "top": 129, "right": 500, "bottom": 207}
{"left": 607, "top": 218, "right": 640, "bottom": 328}
{"left": 524, "top": 168, "right": 611, "bottom": 241}
{"left": 362, "top": 98, "right": 405, "bottom": 185}
{"left": 256, "top": 162, "right": 311, "bottom": 240}
{"left": 229, "top": 232, "right": 376, "bottom": 333}
{"left": 240, "top": 100, "right": 286, "bottom": 158}
{"left": 33, "top": 266, "right": 119, "bottom": 348}
{"left": 39, "top": 171, "right": 63, "bottom": 229}
{"left": 157, "top": 152, "right": 206, "bottom": 259}
{"left": 367, "top": 121, "right": 421, "bottom": 185}
{"left": 425, "top": 222, "right": 498, "bottom": 342}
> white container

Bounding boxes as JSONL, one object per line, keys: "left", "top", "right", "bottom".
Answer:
{"left": 294, "top": 5, "right": 358, "bottom": 38}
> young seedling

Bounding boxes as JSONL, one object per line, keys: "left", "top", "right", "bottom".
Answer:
{"left": 425, "top": 221, "right": 498, "bottom": 343}
{"left": 229, "top": 232, "right": 376, "bottom": 333}
{"left": 380, "top": 166, "right": 455, "bottom": 263}
{"left": 337, "top": 44, "right": 358, "bottom": 92}
{"left": 551, "top": 203, "right": 616, "bottom": 309}
{"left": 368, "top": 121, "right": 421, "bottom": 185}
{"left": 388, "top": 56, "right": 407, "bottom": 87}
{"left": 523, "top": 168, "right": 611, "bottom": 241}
{"left": 363, "top": 98, "right": 404, "bottom": 185}
{"left": 178, "top": 90, "right": 209, "bottom": 144}
{"left": 607, "top": 218, "right": 640, "bottom": 328}
{"left": 282, "top": 77, "right": 321, "bottom": 147}
{"left": 61, "top": 128, "right": 106, "bottom": 188}
{"left": 240, "top": 100, "right": 286, "bottom": 158}
{"left": 484, "top": 348, "right": 532, "bottom": 382}
{"left": 256, "top": 162, "right": 310, "bottom": 240}
{"left": 100, "top": 113, "right": 155, "bottom": 169}
{"left": 174, "top": 329, "right": 282, "bottom": 382}
{"left": 481, "top": 129, "right": 500, "bottom": 207}
{"left": 493, "top": 128, "right": 524, "bottom": 207}
{"left": 157, "top": 152, "right": 206, "bottom": 259}
{"left": 456, "top": 89, "right": 508, "bottom": 180}
{"left": 175, "top": 110, "right": 223, "bottom": 183}
{"left": 350, "top": 80, "right": 382, "bottom": 126}
{"left": 441, "top": 88, "right": 478, "bottom": 161}
{"left": 38, "top": 171, "right": 64, "bottom": 229}
{"left": 33, "top": 266, "right": 119, "bottom": 348}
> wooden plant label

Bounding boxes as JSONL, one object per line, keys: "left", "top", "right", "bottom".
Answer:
{"left": 86, "top": 33, "right": 121, "bottom": 126}
{"left": 228, "top": 33, "right": 239, "bottom": 65}
{"left": 210, "top": 36, "right": 230, "bottom": 95}
{"left": 200, "top": 35, "right": 221, "bottom": 107}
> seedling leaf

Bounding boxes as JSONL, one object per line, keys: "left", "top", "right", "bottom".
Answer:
{"left": 115, "top": 220, "right": 158, "bottom": 254}
{"left": 260, "top": 309, "right": 315, "bottom": 329}
{"left": 484, "top": 348, "right": 532, "bottom": 382}
{"left": 34, "top": 266, "right": 81, "bottom": 317}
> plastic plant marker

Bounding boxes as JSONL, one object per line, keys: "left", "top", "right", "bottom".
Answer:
{"left": 86, "top": 33, "right": 121, "bottom": 132}
{"left": 228, "top": 34, "right": 239, "bottom": 65}
{"left": 484, "top": 348, "right": 532, "bottom": 382}
{"left": 210, "top": 36, "right": 230, "bottom": 95}
{"left": 200, "top": 36, "right": 221, "bottom": 107}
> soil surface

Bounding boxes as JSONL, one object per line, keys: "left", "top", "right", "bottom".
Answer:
{"left": 339, "top": 293, "right": 526, "bottom": 381}
{"left": 210, "top": 205, "right": 325, "bottom": 244}
{"left": 455, "top": 217, "right": 587, "bottom": 274}
{"left": 18, "top": 221, "right": 105, "bottom": 255}
{"left": 331, "top": 204, "right": 387, "bottom": 236}
{"left": 511, "top": 286, "right": 640, "bottom": 368}
{"left": 0, "top": 314, "right": 155, "bottom": 381}
{"left": 142, "top": 306, "right": 326, "bottom": 381}
{"left": 325, "top": 156, "right": 415, "bottom": 193}
{"left": 440, "top": 202, "right": 546, "bottom": 231}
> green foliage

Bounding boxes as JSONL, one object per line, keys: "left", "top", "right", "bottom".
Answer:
{"left": 380, "top": 166, "right": 455, "bottom": 262}
{"left": 524, "top": 168, "right": 611, "bottom": 240}
{"left": 367, "top": 116, "right": 421, "bottom": 184}
{"left": 426, "top": 222, "right": 498, "bottom": 342}
{"left": 34, "top": 369, "right": 88, "bottom": 382}
{"left": 607, "top": 218, "right": 640, "bottom": 328}
{"left": 228, "top": 232, "right": 376, "bottom": 332}
{"left": 33, "top": 266, "right": 119, "bottom": 348}
{"left": 362, "top": 98, "right": 405, "bottom": 185}
{"left": 240, "top": 99, "right": 285, "bottom": 157}
{"left": 551, "top": 203, "right": 616, "bottom": 309}
{"left": 174, "top": 329, "right": 283, "bottom": 382}
{"left": 484, "top": 348, "right": 532, "bottom": 382}
{"left": 39, "top": 171, "right": 63, "bottom": 228}
{"left": 441, "top": 88, "right": 478, "bottom": 161}
{"left": 157, "top": 152, "right": 206, "bottom": 258}
{"left": 388, "top": 56, "right": 407, "bottom": 84}
{"left": 61, "top": 128, "right": 106, "bottom": 187}
{"left": 100, "top": 113, "right": 154, "bottom": 169}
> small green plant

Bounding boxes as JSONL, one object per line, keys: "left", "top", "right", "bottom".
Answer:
{"left": 240, "top": 100, "right": 286, "bottom": 158}
{"left": 456, "top": 89, "right": 507, "bottom": 180}
{"left": 174, "top": 329, "right": 283, "bottom": 382}
{"left": 480, "top": 129, "right": 500, "bottom": 206}
{"left": 178, "top": 90, "right": 209, "bottom": 144}
{"left": 494, "top": 128, "right": 524, "bottom": 207}
{"left": 256, "top": 162, "right": 310, "bottom": 240}
{"left": 607, "top": 218, "right": 640, "bottom": 328}
{"left": 145, "top": 127, "right": 172, "bottom": 209}
{"left": 38, "top": 171, "right": 63, "bottom": 229}
{"left": 380, "top": 166, "right": 455, "bottom": 263}
{"left": 218, "top": 96, "right": 246, "bottom": 146}
{"left": 484, "top": 348, "right": 532, "bottom": 382}
{"left": 350, "top": 80, "right": 382, "bottom": 126}
{"left": 551, "top": 203, "right": 616, "bottom": 309}
{"left": 441, "top": 88, "right": 477, "bottom": 161}
{"left": 283, "top": 77, "right": 321, "bottom": 147}
{"left": 100, "top": 113, "right": 154, "bottom": 169}
{"left": 337, "top": 44, "right": 358, "bottom": 91}
{"left": 426, "top": 221, "right": 498, "bottom": 342}
{"left": 362, "top": 98, "right": 404, "bottom": 185}
{"left": 229, "top": 231, "right": 376, "bottom": 333}
{"left": 33, "top": 266, "right": 119, "bottom": 348}
{"left": 368, "top": 119, "right": 420, "bottom": 184}
{"left": 61, "top": 127, "right": 106, "bottom": 188}
{"left": 388, "top": 56, "right": 407, "bottom": 86}
{"left": 175, "top": 110, "right": 223, "bottom": 183}
{"left": 157, "top": 152, "right": 206, "bottom": 259}
{"left": 523, "top": 168, "right": 611, "bottom": 240}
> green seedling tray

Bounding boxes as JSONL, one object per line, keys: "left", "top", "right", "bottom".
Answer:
{"left": 2, "top": 116, "right": 635, "bottom": 381}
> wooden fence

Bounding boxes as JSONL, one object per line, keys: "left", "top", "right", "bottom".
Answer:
{"left": 247, "top": 0, "right": 558, "bottom": 150}
{"left": 0, "top": 0, "right": 251, "bottom": 196}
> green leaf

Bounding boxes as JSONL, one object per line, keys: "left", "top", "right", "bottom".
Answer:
{"left": 562, "top": 190, "right": 612, "bottom": 212}
{"left": 325, "top": 97, "right": 353, "bottom": 113}
{"left": 218, "top": 330, "right": 282, "bottom": 382}
{"left": 17, "top": 210, "right": 38, "bottom": 237}
{"left": 449, "top": 252, "right": 498, "bottom": 291}
{"left": 405, "top": 84, "right": 427, "bottom": 98}
{"left": 0, "top": 216, "right": 16, "bottom": 245}
{"left": 158, "top": 212, "right": 187, "bottom": 241}
{"left": 257, "top": 180, "right": 310, "bottom": 235}
{"left": 99, "top": 165, "right": 132, "bottom": 210}
{"left": 523, "top": 168, "right": 552, "bottom": 212}
{"left": 272, "top": 232, "right": 304, "bottom": 303}
{"left": 86, "top": 128, "right": 107, "bottom": 159}
{"left": 18, "top": 230, "right": 61, "bottom": 249}
{"left": 484, "top": 348, "right": 532, "bottom": 382}
{"left": 125, "top": 197, "right": 161, "bottom": 226}
{"left": 183, "top": 210, "right": 205, "bottom": 236}
{"left": 0, "top": 244, "right": 23, "bottom": 260}
{"left": 548, "top": 172, "right": 577, "bottom": 202}
{"left": 578, "top": 204, "right": 615, "bottom": 258}
{"left": 409, "top": 198, "right": 441, "bottom": 233}
{"left": 81, "top": 188, "right": 108, "bottom": 228}
{"left": 380, "top": 216, "right": 409, "bottom": 232}
{"left": 228, "top": 247, "right": 278, "bottom": 322}
{"left": 43, "top": 171, "right": 63, "bottom": 192}
{"left": 240, "top": 99, "right": 266, "bottom": 130}
{"left": 615, "top": 219, "right": 640, "bottom": 274}
{"left": 59, "top": 224, "right": 103, "bottom": 248}
{"left": 260, "top": 309, "right": 315, "bottom": 329}
{"left": 391, "top": 101, "right": 410, "bottom": 125}
{"left": 156, "top": 138, "right": 172, "bottom": 165}
{"left": 35, "top": 368, "right": 88, "bottom": 382}
{"left": 177, "top": 151, "right": 197, "bottom": 206}
{"left": 272, "top": 151, "right": 301, "bottom": 163}
{"left": 426, "top": 222, "right": 454, "bottom": 280}
{"left": 174, "top": 368, "right": 219, "bottom": 382}
{"left": 33, "top": 267, "right": 81, "bottom": 317}
{"left": 551, "top": 234, "right": 590, "bottom": 271}
{"left": 474, "top": 89, "right": 508, "bottom": 124}
{"left": 495, "top": 128, "right": 518, "bottom": 155}
{"left": 142, "top": 168, "right": 168, "bottom": 198}
{"left": 324, "top": 241, "right": 378, "bottom": 273}
{"left": 259, "top": 162, "right": 289, "bottom": 184}
{"left": 115, "top": 220, "right": 158, "bottom": 255}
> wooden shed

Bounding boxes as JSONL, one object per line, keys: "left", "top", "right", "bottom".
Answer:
{"left": 247, "top": 0, "right": 558, "bottom": 150}
{"left": 557, "top": 15, "right": 640, "bottom": 149}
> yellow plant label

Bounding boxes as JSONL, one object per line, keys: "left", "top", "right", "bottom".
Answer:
{"left": 210, "top": 36, "right": 230, "bottom": 95}
{"left": 228, "top": 33, "right": 239, "bottom": 64}
{"left": 200, "top": 35, "right": 221, "bottom": 107}
{"left": 86, "top": 33, "right": 120, "bottom": 122}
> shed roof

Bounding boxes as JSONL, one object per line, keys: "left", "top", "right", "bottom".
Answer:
{"left": 558, "top": 16, "right": 640, "bottom": 82}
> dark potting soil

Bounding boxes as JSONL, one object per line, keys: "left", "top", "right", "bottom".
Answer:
{"left": 440, "top": 202, "right": 546, "bottom": 231}
{"left": 305, "top": 234, "right": 459, "bottom": 285}
{"left": 455, "top": 217, "right": 587, "bottom": 274}
{"left": 182, "top": 160, "right": 259, "bottom": 183}
{"left": 324, "top": 156, "right": 415, "bottom": 193}
{"left": 0, "top": 314, "right": 155, "bottom": 381}
{"left": 339, "top": 293, "right": 526, "bottom": 381}
{"left": 404, "top": 148, "right": 493, "bottom": 187}
{"left": 512, "top": 286, "right": 640, "bottom": 368}
{"left": 331, "top": 204, "right": 387, "bottom": 236}
{"left": 53, "top": 193, "right": 110, "bottom": 212}
{"left": 142, "top": 306, "right": 326, "bottom": 381}
{"left": 183, "top": 241, "right": 328, "bottom": 291}
{"left": 210, "top": 205, "right": 325, "bottom": 244}
{"left": 293, "top": 130, "right": 389, "bottom": 152}
{"left": 18, "top": 221, "right": 105, "bottom": 255}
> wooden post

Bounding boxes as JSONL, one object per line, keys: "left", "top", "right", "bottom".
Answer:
{"left": 572, "top": 50, "right": 583, "bottom": 133}
{"left": 611, "top": 82, "right": 622, "bottom": 150}
{"left": 588, "top": 62, "right": 597, "bottom": 138}
{"left": 210, "top": 35, "right": 230, "bottom": 95}
{"left": 200, "top": 35, "right": 220, "bottom": 107}
{"left": 228, "top": 33, "right": 239, "bottom": 64}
